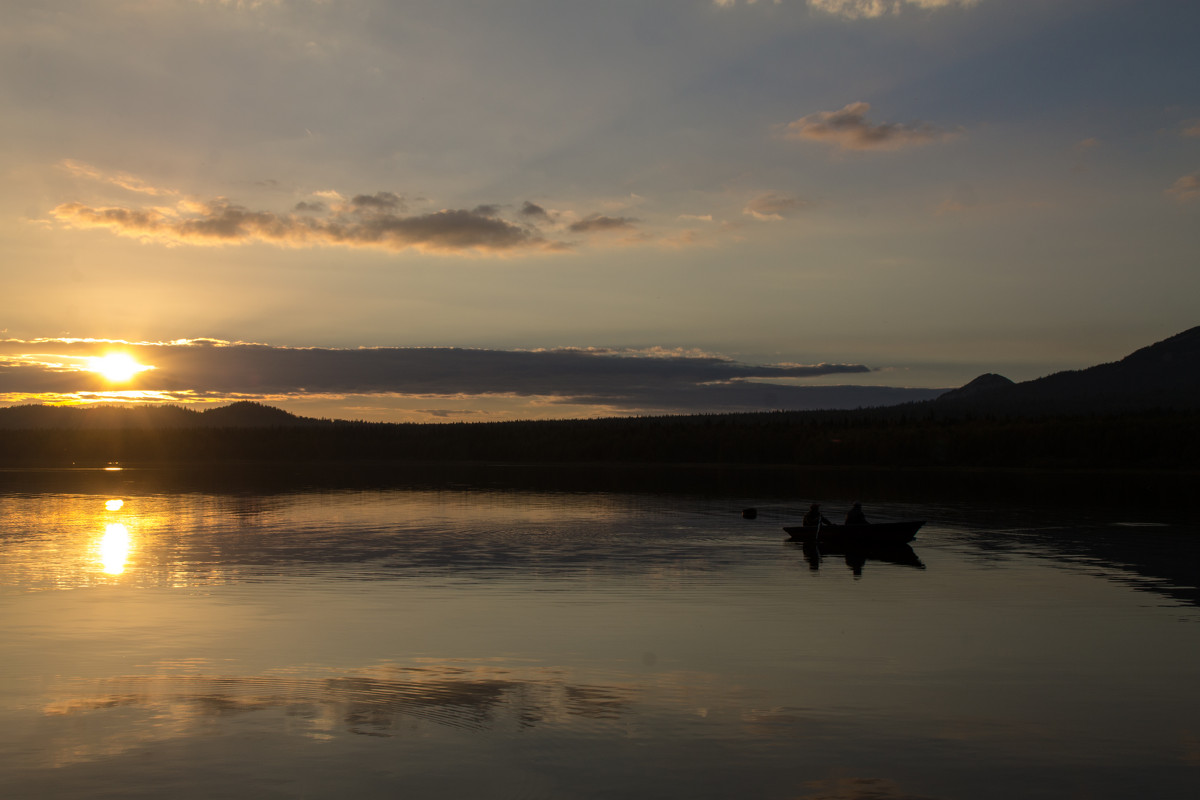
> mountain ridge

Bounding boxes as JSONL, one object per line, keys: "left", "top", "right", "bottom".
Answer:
{"left": 0, "top": 400, "right": 324, "bottom": 430}
{"left": 930, "top": 326, "right": 1200, "bottom": 415}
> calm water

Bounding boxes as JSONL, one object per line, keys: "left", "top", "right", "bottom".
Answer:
{"left": 1, "top": 467, "right": 1197, "bottom": 799}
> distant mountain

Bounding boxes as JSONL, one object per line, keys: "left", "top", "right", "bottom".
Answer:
{"left": 935, "top": 373, "right": 1015, "bottom": 403}
{"left": 198, "top": 401, "right": 316, "bottom": 428}
{"left": 933, "top": 326, "right": 1200, "bottom": 415}
{"left": 0, "top": 400, "right": 320, "bottom": 430}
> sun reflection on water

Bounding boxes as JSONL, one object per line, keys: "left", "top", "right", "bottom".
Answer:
{"left": 98, "top": 523, "right": 132, "bottom": 575}
{"left": 95, "top": 497, "right": 133, "bottom": 576}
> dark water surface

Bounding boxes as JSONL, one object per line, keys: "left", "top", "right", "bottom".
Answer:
{"left": 1, "top": 466, "right": 1197, "bottom": 799}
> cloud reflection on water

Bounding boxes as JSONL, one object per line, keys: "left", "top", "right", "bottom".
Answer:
{"left": 796, "top": 776, "right": 943, "bottom": 800}
{"left": 37, "top": 661, "right": 642, "bottom": 767}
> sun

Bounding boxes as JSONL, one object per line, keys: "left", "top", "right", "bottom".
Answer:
{"left": 88, "top": 353, "right": 152, "bottom": 383}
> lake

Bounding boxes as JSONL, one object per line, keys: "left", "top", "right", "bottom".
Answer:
{"left": 1, "top": 465, "right": 1197, "bottom": 799}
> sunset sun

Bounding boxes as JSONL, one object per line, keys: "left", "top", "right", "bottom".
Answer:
{"left": 89, "top": 353, "right": 151, "bottom": 383}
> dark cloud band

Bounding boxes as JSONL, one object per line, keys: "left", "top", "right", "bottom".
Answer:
{"left": 0, "top": 340, "right": 942, "bottom": 413}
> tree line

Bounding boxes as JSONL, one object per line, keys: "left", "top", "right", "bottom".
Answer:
{"left": 1, "top": 407, "right": 1196, "bottom": 470}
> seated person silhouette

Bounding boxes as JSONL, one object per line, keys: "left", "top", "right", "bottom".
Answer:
{"left": 844, "top": 502, "right": 868, "bottom": 525}
{"left": 802, "top": 503, "right": 832, "bottom": 527}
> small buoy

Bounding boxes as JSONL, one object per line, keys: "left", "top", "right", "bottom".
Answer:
{"left": 742, "top": 508, "right": 758, "bottom": 520}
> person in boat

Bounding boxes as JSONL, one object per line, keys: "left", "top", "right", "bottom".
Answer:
{"left": 844, "top": 502, "right": 868, "bottom": 526}
{"left": 802, "top": 503, "right": 832, "bottom": 527}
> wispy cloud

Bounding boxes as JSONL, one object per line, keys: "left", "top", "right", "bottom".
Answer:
{"left": 779, "top": 102, "right": 961, "bottom": 152}
{"left": 566, "top": 214, "right": 638, "bottom": 234}
{"left": 0, "top": 338, "right": 943, "bottom": 415}
{"left": 714, "top": 0, "right": 978, "bottom": 19}
{"left": 743, "top": 192, "right": 808, "bottom": 221}
{"left": 1166, "top": 172, "right": 1200, "bottom": 203}
{"left": 59, "top": 160, "right": 179, "bottom": 197}
{"left": 808, "top": 0, "right": 978, "bottom": 19}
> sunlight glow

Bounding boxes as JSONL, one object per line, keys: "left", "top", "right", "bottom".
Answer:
{"left": 105, "top": 499, "right": 125, "bottom": 511}
{"left": 88, "top": 353, "right": 153, "bottom": 383}
{"left": 99, "top": 523, "right": 132, "bottom": 575}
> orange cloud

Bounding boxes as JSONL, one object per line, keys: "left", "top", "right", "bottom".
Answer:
{"left": 743, "top": 192, "right": 808, "bottom": 220}
{"left": 780, "top": 102, "right": 961, "bottom": 151}
{"left": 59, "top": 160, "right": 179, "bottom": 197}
{"left": 1166, "top": 172, "right": 1200, "bottom": 203}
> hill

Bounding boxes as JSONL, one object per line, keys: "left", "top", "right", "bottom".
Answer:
{"left": 930, "top": 326, "right": 1200, "bottom": 416}
{"left": 198, "top": 401, "right": 319, "bottom": 428}
{"left": 0, "top": 401, "right": 319, "bottom": 430}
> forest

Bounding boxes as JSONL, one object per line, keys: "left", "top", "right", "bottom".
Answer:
{"left": 1, "top": 405, "right": 1196, "bottom": 471}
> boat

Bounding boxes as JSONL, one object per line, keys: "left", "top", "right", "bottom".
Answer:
{"left": 782, "top": 520, "right": 924, "bottom": 545}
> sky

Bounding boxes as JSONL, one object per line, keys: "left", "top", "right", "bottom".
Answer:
{"left": 1, "top": 0, "right": 1197, "bottom": 422}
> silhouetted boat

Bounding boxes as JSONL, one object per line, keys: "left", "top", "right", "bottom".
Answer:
{"left": 782, "top": 520, "right": 924, "bottom": 545}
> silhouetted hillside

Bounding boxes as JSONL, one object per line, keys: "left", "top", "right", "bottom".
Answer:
{"left": 931, "top": 326, "right": 1200, "bottom": 415}
{"left": 935, "top": 373, "right": 1014, "bottom": 403}
{"left": 199, "top": 401, "right": 318, "bottom": 428}
{"left": 0, "top": 401, "right": 319, "bottom": 430}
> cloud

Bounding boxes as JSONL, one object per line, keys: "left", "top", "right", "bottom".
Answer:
{"left": 779, "top": 102, "right": 961, "bottom": 151}
{"left": 1181, "top": 121, "right": 1200, "bottom": 138}
{"left": 52, "top": 195, "right": 557, "bottom": 255}
{"left": 0, "top": 338, "right": 944, "bottom": 415}
{"left": 714, "top": 0, "right": 977, "bottom": 18}
{"left": 567, "top": 215, "right": 638, "bottom": 234}
{"left": 59, "top": 160, "right": 178, "bottom": 197}
{"left": 49, "top": 168, "right": 674, "bottom": 254}
{"left": 519, "top": 201, "right": 553, "bottom": 222}
{"left": 743, "top": 192, "right": 808, "bottom": 221}
{"left": 1166, "top": 172, "right": 1200, "bottom": 203}
{"left": 348, "top": 191, "right": 405, "bottom": 211}
{"left": 809, "top": 0, "right": 977, "bottom": 19}
{"left": 33, "top": 665, "right": 646, "bottom": 765}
